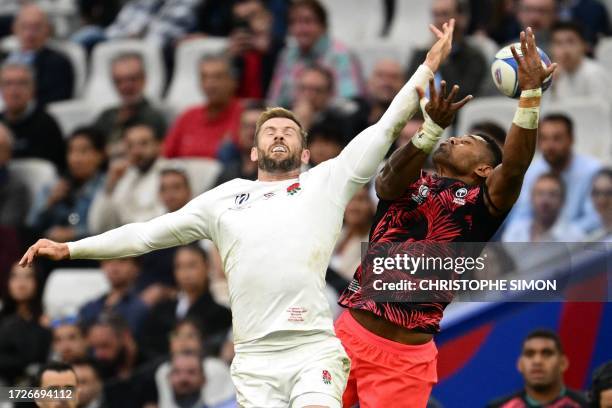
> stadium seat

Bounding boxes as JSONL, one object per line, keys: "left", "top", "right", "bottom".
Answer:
{"left": 456, "top": 96, "right": 516, "bottom": 136}
{"left": 164, "top": 37, "right": 228, "bottom": 115}
{"left": 352, "top": 40, "right": 411, "bottom": 78}
{"left": 595, "top": 37, "right": 612, "bottom": 75}
{"left": 387, "top": 0, "right": 432, "bottom": 48}
{"left": 47, "top": 99, "right": 101, "bottom": 136}
{"left": 319, "top": 0, "right": 384, "bottom": 45}
{"left": 48, "top": 40, "right": 87, "bottom": 97}
{"left": 542, "top": 97, "right": 612, "bottom": 164}
{"left": 8, "top": 158, "right": 58, "bottom": 203}
{"left": 466, "top": 34, "right": 498, "bottom": 63}
{"left": 85, "top": 39, "right": 166, "bottom": 109}
{"left": 166, "top": 158, "right": 223, "bottom": 195}
{"left": 43, "top": 268, "right": 109, "bottom": 319}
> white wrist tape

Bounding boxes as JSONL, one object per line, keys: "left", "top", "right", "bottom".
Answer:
{"left": 513, "top": 88, "right": 542, "bottom": 130}
{"left": 411, "top": 96, "right": 444, "bottom": 153}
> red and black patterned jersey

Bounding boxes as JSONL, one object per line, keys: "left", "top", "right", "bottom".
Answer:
{"left": 337, "top": 172, "right": 507, "bottom": 333}
{"left": 486, "top": 389, "right": 589, "bottom": 408}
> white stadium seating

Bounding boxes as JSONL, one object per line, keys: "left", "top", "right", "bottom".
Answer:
{"left": 8, "top": 158, "right": 58, "bottom": 204}
{"left": 85, "top": 39, "right": 166, "bottom": 109}
{"left": 352, "top": 40, "right": 411, "bottom": 78}
{"left": 319, "top": 0, "right": 384, "bottom": 45}
{"left": 166, "top": 158, "right": 223, "bottom": 196}
{"left": 43, "top": 268, "right": 109, "bottom": 319}
{"left": 456, "top": 96, "right": 516, "bottom": 136}
{"left": 47, "top": 98, "right": 101, "bottom": 136}
{"left": 164, "top": 37, "right": 228, "bottom": 115}
{"left": 387, "top": 0, "right": 432, "bottom": 48}
{"left": 595, "top": 37, "right": 612, "bottom": 76}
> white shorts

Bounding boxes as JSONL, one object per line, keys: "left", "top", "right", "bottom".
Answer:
{"left": 230, "top": 334, "right": 351, "bottom": 407}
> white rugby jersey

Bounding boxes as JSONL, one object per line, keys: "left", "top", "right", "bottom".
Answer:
{"left": 68, "top": 65, "right": 433, "bottom": 349}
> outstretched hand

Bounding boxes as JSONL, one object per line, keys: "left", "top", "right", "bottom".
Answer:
{"left": 510, "top": 27, "right": 557, "bottom": 91}
{"left": 416, "top": 78, "right": 472, "bottom": 129}
{"left": 19, "top": 239, "right": 70, "bottom": 267}
{"left": 424, "top": 19, "right": 455, "bottom": 73}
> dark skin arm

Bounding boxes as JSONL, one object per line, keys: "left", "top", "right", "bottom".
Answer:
{"left": 376, "top": 78, "right": 472, "bottom": 200}
{"left": 485, "top": 27, "right": 557, "bottom": 216}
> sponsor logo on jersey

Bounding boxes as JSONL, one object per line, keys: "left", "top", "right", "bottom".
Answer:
{"left": 286, "top": 182, "right": 301, "bottom": 196}
{"left": 263, "top": 192, "right": 275, "bottom": 200}
{"left": 322, "top": 369, "right": 332, "bottom": 385}
{"left": 453, "top": 187, "right": 468, "bottom": 205}
{"left": 411, "top": 183, "right": 429, "bottom": 204}
{"left": 231, "top": 193, "right": 250, "bottom": 210}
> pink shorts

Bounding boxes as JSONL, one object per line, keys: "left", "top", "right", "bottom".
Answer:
{"left": 334, "top": 310, "right": 438, "bottom": 408}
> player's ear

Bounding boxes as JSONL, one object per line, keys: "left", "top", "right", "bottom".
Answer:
{"left": 517, "top": 356, "right": 524, "bottom": 374}
{"left": 250, "top": 146, "right": 258, "bottom": 162}
{"left": 560, "top": 354, "right": 569, "bottom": 373}
{"left": 474, "top": 164, "right": 493, "bottom": 178}
{"left": 300, "top": 148, "right": 310, "bottom": 165}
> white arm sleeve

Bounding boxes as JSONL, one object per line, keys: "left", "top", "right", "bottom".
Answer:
{"left": 67, "top": 192, "right": 214, "bottom": 260}
{"left": 327, "top": 64, "right": 434, "bottom": 206}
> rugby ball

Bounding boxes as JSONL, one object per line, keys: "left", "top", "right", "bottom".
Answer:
{"left": 491, "top": 43, "right": 553, "bottom": 98}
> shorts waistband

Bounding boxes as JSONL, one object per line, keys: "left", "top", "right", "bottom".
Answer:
{"left": 338, "top": 310, "right": 437, "bottom": 355}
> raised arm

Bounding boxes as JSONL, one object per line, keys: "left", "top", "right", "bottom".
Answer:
{"left": 19, "top": 192, "right": 214, "bottom": 266}
{"left": 329, "top": 20, "right": 456, "bottom": 205}
{"left": 376, "top": 78, "right": 472, "bottom": 200}
{"left": 486, "top": 28, "right": 557, "bottom": 215}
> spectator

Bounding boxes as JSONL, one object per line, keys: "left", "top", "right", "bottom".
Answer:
{"left": 353, "top": 59, "right": 406, "bottom": 133}
{"left": 508, "top": 114, "right": 601, "bottom": 233}
{"left": 557, "top": 0, "right": 611, "bottom": 47}
{"left": 78, "top": 258, "right": 148, "bottom": 337}
{"left": 227, "top": 0, "right": 284, "bottom": 98}
{"left": 0, "top": 122, "right": 29, "bottom": 227}
{"left": 0, "top": 263, "right": 51, "bottom": 385}
{"left": 30, "top": 127, "right": 106, "bottom": 243}
{"left": 35, "top": 362, "right": 78, "bottom": 408}
{"left": 292, "top": 65, "right": 356, "bottom": 139}
{"left": 487, "top": 329, "right": 588, "bottom": 407}
{"left": 588, "top": 168, "right": 612, "bottom": 242}
{"left": 548, "top": 22, "right": 612, "bottom": 107}
{"left": 160, "top": 351, "right": 236, "bottom": 408}
{"left": 86, "top": 314, "right": 149, "bottom": 408}
{"left": 329, "top": 186, "right": 374, "bottom": 283}
{"left": 137, "top": 167, "right": 194, "bottom": 299}
{"left": 267, "top": 0, "right": 365, "bottom": 108}
{"left": 88, "top": 122, "right": 166, "bottom": 234}
{"left": 0, "top": 62, "right": 65, "bottom": 170}
{"left": 515, "top": 0, "right": 558, "bottom": 52}
{"left": 590, "top": 361, "right": 612, "bottom": 408}
{"left": 51, "top": 317, "right": 88, "bottom": 364}
{"left": 307, "top": 123, "right": 345, "bottom": 167}
{"left": 92, "top": 53, "right": 166, "bottom": 156}
{"left": 469, "top": 120, "right": 507, "bottom": 146}
{"left": 407, "top": 0, "right": 488, "bottom": 101}
{"left": 503, "top": 173, "right": 585, "bottom": 242}
{"left": 214, "top": 100, "right": 262, "bottom": 185}
{"left": 163, "top": 56, "right": 242, "bottom": 160}
{"left": 104, "top": 0, "right": 200, "bottom": 48}
{"left": 73, "top": 359, "right": 107, "bottom": 408}
{"left": 4, "top": 4, "right": 75, "bottom": 105}
{"left": 140, "top": 245, "right": 232, "bottom": 359}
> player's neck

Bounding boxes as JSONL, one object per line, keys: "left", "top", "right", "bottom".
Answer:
{"left": 435, "top": 165, "right": 479, "bottom": 185}
{"left": 257, "top": 168, "right": 301, "bottom": 182}
{"left": 525, "top": 381, "right": 564, "bottom": 404}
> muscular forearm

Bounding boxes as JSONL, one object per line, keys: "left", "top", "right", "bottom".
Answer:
{"left": 337, "top": 64, "right": 433, "bottom": 180}
{"left": 376, "top": 142, "right": 429, "bottom": 199}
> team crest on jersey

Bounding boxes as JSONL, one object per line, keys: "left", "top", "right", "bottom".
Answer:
{"left": 453, "top": 187, "right": 468, "bottom": 206}
{"left": 322, "top": 370, "right": 332, "bottom": 385}
{"left": 411, "top": 184, "right": 429, "bottom": 204}
{"left": 286, "top": 182, "right": 301, "bottom": 196}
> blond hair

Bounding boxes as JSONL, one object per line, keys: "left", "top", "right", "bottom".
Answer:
{"left": 254, "top": 107, "right": 307, "bottom": 147}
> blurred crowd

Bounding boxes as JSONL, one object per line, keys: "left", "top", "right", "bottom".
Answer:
{"left": 0, "top": 0, "right": 611, "bottom": 407}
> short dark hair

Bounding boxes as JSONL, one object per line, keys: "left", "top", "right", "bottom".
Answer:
{"left": 88, "top": 312, "right": 131, "bottom": 336}
{"left": 541, "top": 113, "right": 574, "bottom": 139}
{"left": 290, "top": 0, "right": 328, "bottom": 28}
{"left": 69, "top": 126, "right": 106, "bottom": 153}
{"left": 121, "top": 119, "right": 162, "bottom": 140}
{"left": 593, "top": 167, "right": 612, "bottom": 183}
{"left": 523, "top": 329, "right": 564, "bottom": 354}
{"left": 470, "top": 121, "right": 506, "bottom": 146}
{"left": 35, "top": 362, "right": 77, "bottom": 387}
{"left": 473, "top": 132, "right": 503, "bottom": 168}
{"left": 590, "top": 361, "right": 612, "bottom": 408}
{"left": 308, "top": 122, "right": 346, "bottom": 148}
{"left": 177, "top": 243, "right": 209, "bottom": 265}
{"left": 551, "top": 21, "right": 586, "bottom": 41}
{"left": 160, "top": 166, "right": 191, "bottom": 190}
{"left": 71, "top": 358, "right": 103, "bottom": 381}
{"left": 534, "top": 172, "right": 566, "bottom": 201}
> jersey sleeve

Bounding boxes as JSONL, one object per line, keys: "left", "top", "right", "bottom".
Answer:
{"left": 67, "top": 190, "right": 216, "bottom": 260}
{"left": 324, "top": 64, "right": 434, "bottom": 207}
